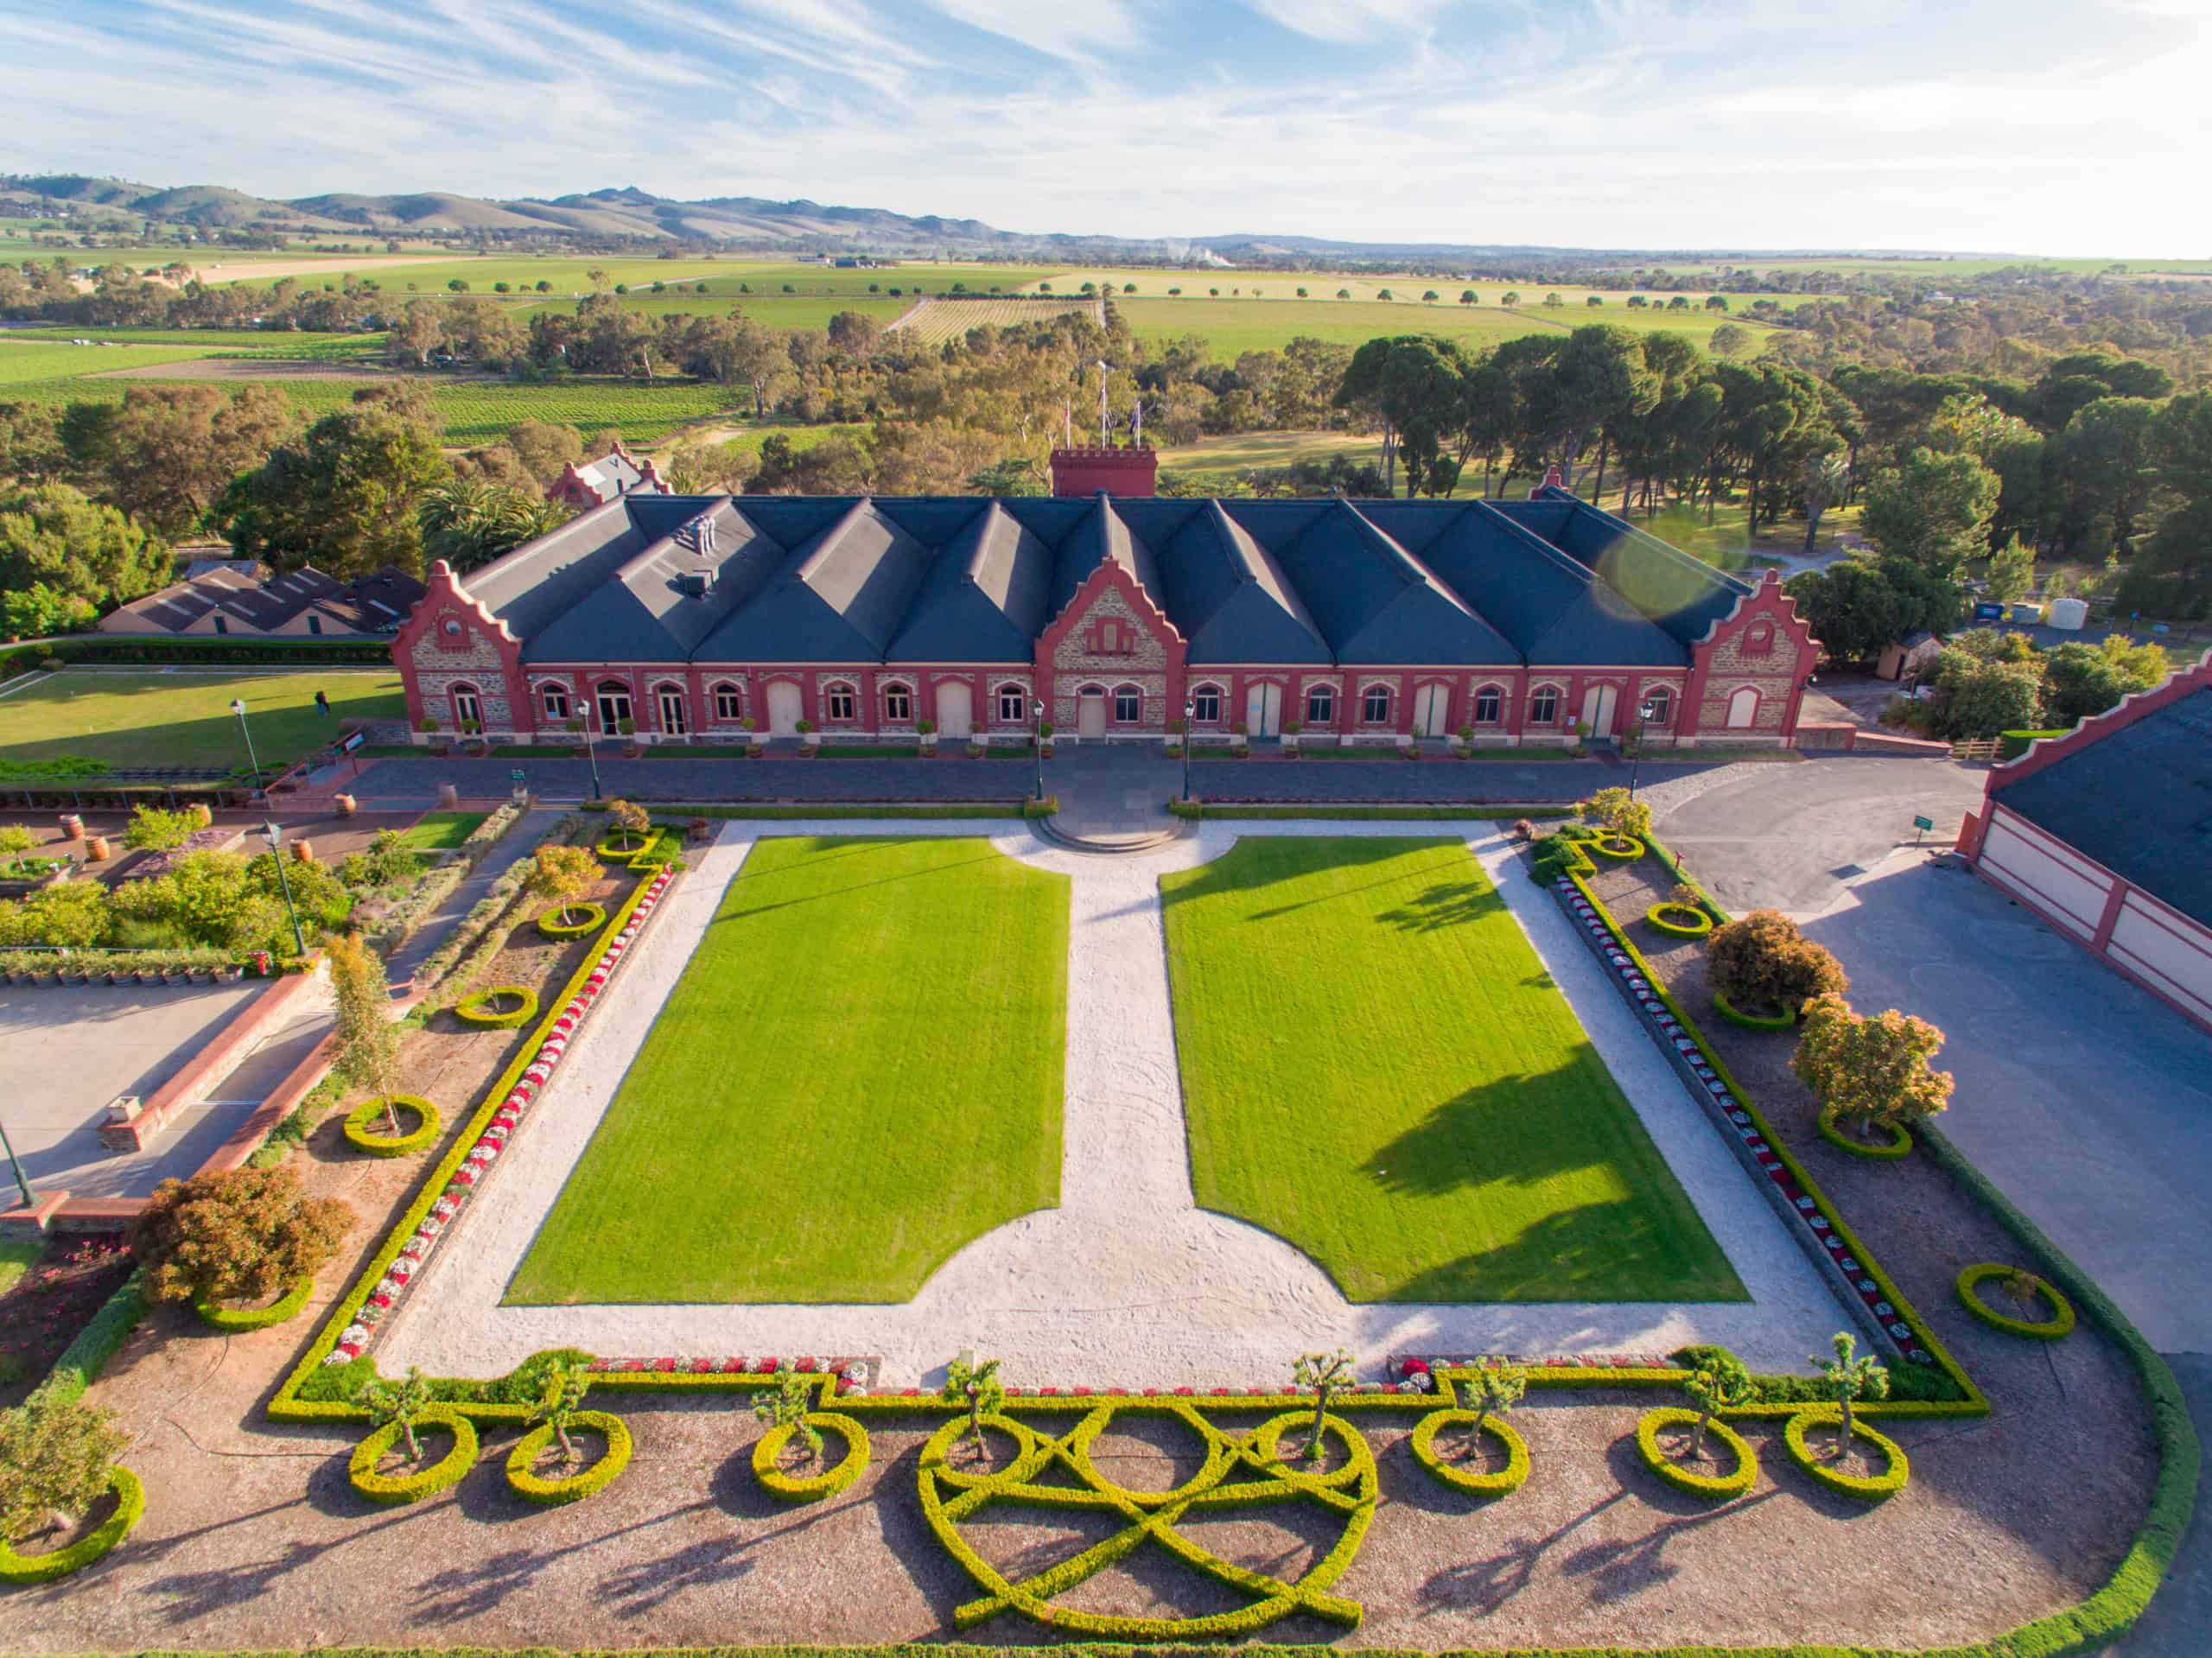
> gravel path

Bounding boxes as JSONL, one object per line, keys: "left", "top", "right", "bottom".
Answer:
{"left": 378, "top": 821, "right": 1847, "bottom": 1388}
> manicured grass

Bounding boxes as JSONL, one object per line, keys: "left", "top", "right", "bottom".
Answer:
{"left": 507, "top": 835, "right": 1069, "bottom": 1304}
{"left": 1159, "top": 836, "right": 1744, "bottom": 1303}
{"left": 0, "top": 670, "right": 404, "bottom": 772}
{"left": 397, "top": 810, "right": 486, "bottom": 850}
{"left": 0, "top": 1240, "right": 41, "bottom": 1298}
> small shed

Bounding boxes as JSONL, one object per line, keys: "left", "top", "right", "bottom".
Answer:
{"left": 1875, "top": 630, "right": 1945, "bottom": 682}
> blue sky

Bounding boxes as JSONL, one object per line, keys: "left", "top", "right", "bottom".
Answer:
{"left": 5, "top": 0, "right": 2209, "bottom": 255}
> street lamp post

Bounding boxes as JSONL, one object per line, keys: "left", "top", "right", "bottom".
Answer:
{"left": 1181, "top": 696, "right": 1195, "bottom": 804}
{"left": 0, "top": 1117, "right": 34, "bottom": 1211}
{"left": 575, "top": 712, "right": 603, "bottom": 802}
{"left": 1033, "top": 704, "right": 1046, "bottom": 803}
{"left": 261, "top": 822, "right": 308, "bottom": 957}
{"left": 230, "top": 697, "right": 264, "bottom": 788}
{"left": 1629, "top": 698, "right": 1658, "bottom": 800}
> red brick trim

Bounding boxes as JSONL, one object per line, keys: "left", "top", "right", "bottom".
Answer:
{"left": 1986, "top": 646, "right": 2212, "bottom": 796}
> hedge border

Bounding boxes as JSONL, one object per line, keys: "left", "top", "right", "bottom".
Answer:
{"left": 342, "top": 1095, "right": 442, "bottom": 1158}
{"left": 1635, "top": 1407, "right": 1758, "bottom": 1500}
{"left": 0, "top": 1464, "right": 143, "bottom": 1584}
{"left": 753, "top": 1412, "right": 869, "bottom": 1502}
{"left": 505, "top": 1411, "right": 632, "bottom": 1505}
{"left": 1818, "top": 1114, "right": 1915, "bottom": 1161}
{"left": 1408, "top": 1409, "right": 1529, "bottom": 1497}
{"left": 1955, "top": 1263, "right": 2076, "bottom": 1339}
{"left": 1783, "top": 1410, "right": 1910, "bottom": 1501}
{"left": 536, "top": 903, "right": 605, "bottom": 940}
{"left": 346, "top": 1411, "right": 478, "bottom": 1504}
{"left": 1591, "top": 834, "right": 1647, "bottom": 860}
{"left": 29, "top": 1269, "right": 147, "bottom": 1408}
{"left": 1645, "top": 901, "right": 1715, "bottom": 938}
{"left": 194, "top": 1274, "right": 314, "bottom": 1332}
{"left": 1713, "top": 988, "right": 1797, "bottom": 1031}
{"left": 454, "top": 985, "right": 538, "bottom": 1029}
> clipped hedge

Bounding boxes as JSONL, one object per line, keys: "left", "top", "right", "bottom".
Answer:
{"left": 1591, "top": 834, "right": 1647, "bottom": 860}
{"left": 535, "top": 903, "right": 605, "bottom": 939}
{"left": 29, "top": 1271, "right": 147, "bottom": 1408}
{"left": 347, "top": 1411, "right": 478, "bottom": 1504}
{"left": 1819, "top": 1114, "right": 1915, "bottom": 1160}
{"left": 194, "top": 1274, "right": 314, "bottom": 1332}
{"left": 505, "top": 1411, "right": 632, "bottom": 1505}
{"left": 1956, "top": 1263, "right": 2076, "bottom": 1339}
{"left": 1645, "top": 902, "right": 1714, "bottom": 938}
{"left": 1999, "top": 727, "right": 2069, "bottom": 761}
{"left": 1713, "top": 988, "right": 1796, "bottom": 1031}
{"left": 1635, "top": 1407, "right": 1758, "bottom": 1500}
{"left": 594, "top": 834, "right": 652, "bottom": 861}
{"left": 754, "top": 1412, "right": 870, "bottom": 1502}
{"left": 0, "top": 1464, "right": 144, "bottom": 1585}
{"left": 342, "top": 1095, "right": 441, "bottom": 1158}
{"left": 1783, "top": 1410, "right": 1910, "bottom": 1500}
{"left": 454, "top": 985, "right": 537, "bottom": 1029}
{"left": 1409, "top": 1409, "right": 1529, "bottom": 1498}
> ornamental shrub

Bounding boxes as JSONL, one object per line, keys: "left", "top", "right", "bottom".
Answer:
{"left": 326, "top": 931, "right": 404, "bottom": 1136}
{"left": 1681, "top": 1349, "right": 1755, "bottom": 1459}
{"left": 528, "top": 844, "right": 602, "bottom": 925}
{"left": 1578, "top": 785, "right": 1652, "bottom": 842}
{"left": 942, "top": 1354, "right": 1005, "bottom": 1462}
{"left": 1705, "top": 908, "right": 1847, "bottom": 1014}
{"left": 754, "top": 1361, "right": 823, "bottom": 1464}
{"left": 0, "top": 1395, "right": 127, "bottom": 1546}
{"left": 603, "top": 798, "right": 649, "bottom": 851}
{"left": 1792, "top": 992, "right": 1954, "bottom": 1139}
{"left": 1808, "top": 1331, "right": 1889, "bottom": 1451}
{"left": 128, "top": 1165, "right": 354, "bottom": 1307}
{"left": 121, "top": 804, "right": 194, "bottom": 852}
{"left": 1290, "top": 1348, "right": 1352, "bottom": 1460}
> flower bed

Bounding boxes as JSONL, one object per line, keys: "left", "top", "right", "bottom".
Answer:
{"left": 1956, "top": 1262, "right": 2077, "bottom": 1339}
{"left": 1408, "top": 1409, "right": 1529, "bottom": 1497}
{"left": 194, "top": 1273, "right": 314, "bottom": 1332}
{"left": 1783, "top": 1410, "right": 1910, "bottom": 1500}
{"left": 1819, "top": 1113, "right": 1915, "bottom": 1160}
{"left": 346, "top": 1411, "right": 478, "bottom": 1504}
{"left": 0, "top": 1465, "right": 144, "bottom": 1584}
{"left": 1713, "top": 988, "right": 1797, "bottom": 1030}
{"left": 1644, "top": 901, "right": 1714, "bottom": 937}
{"left": 341, "top": 1094, "right": 441, "bottom": 1158}
{"left": 535, "top": 902, "right": 604, "bottom": 940}
{"left": 754, "top": 1411, "right": 870, "bottom": 1502}
{"left": 454, "top": 984, "right": 538, "bottom": 1029}
{"left": 1635, "top": 1407, "right": 1758, "bottom": 1500}
{"left": 505, "top": 1410, "right": 632, "bottom": 1505}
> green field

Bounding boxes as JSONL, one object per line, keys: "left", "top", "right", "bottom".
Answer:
{"left": 507, "top": 835, "right": 1070, "bottom": 1305}
{"left": 1159, "top": 836, "right": 1743, "bottom": 1303}
{"left": 1116, "top": 295, "right": 1772, "bottom": 357}
{"left": 0, "top": 340, "right": 227, "bottom": 383}
{"left": 0, "top": 669, "right": 404, "bottom": 772}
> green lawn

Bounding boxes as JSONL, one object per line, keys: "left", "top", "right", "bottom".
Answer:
{"left": 507, "top": 835, "right": 1069, "bottom": 1304}
{"left": 0, "top": 670, "right": 404, "bottom": 772}
{"left": 397, "top": 810, "right": 486, "bottom": 850}
{"left": 1159, "top": 836, "right": 1743, "bottom": 1304}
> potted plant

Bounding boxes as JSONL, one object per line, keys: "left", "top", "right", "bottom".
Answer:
{"left": 1281, "top": 719, "right": 1301, "bottom": 756}
{"left": 1037, "top": 721, "right": 1054, "bottom": 759}
{"left": 795, "top": 717, "right": 817, "bottom": 755}
{"left": 617, "top": 716, "right": 640, "bottom": 759}
{"left": 563, "top": 715, "right": 588, "bottom": 756}
{"left": 1230, "top": 721, "right": 1250, "bottom": 753}
{"left": 418, "top": 715, "right": 447, "bottom": 756}
{"left": 1570, "top": 719, "right": 1591, "bottom": 757}
{"left": 1454, "top": 723, "right": 1475, "bottom": 755}
{"left": 1164, "top": 715, "right": 1185, "bottom": 757}
{"left": 916, "top": 717, "right": 937, "bottom": 754}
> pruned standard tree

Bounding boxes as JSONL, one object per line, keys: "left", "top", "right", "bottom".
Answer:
{"left": 1579, "top": 785, "right": 1652, "bottom": 843}
{"left": 1290, "top": 1348, "right": 1353, "bottom": 1460}
{"left": 355, "top": 1367, "right": 438, "bottom": 1465}
{"left": 1681, "top": 1350, "right": 1755, "bottom": 1459}
{"left": 754, "top": 1361, "right": 823, "bottom": 1467}
{"left": 128, "top": 1166, "right": 354, "bottom": 1308}
{"left": 528, "top": 845, "right": 603, "bottom": 927}
{"left": 603, "top": 799, "right": 650, "bottom": 853}
{"left": 1459, "top": 1363, "right": 1527, "bottom": 1459}
{"left": 1809, "top": 1332, "right": 1890, "bottom": 1455}
{"left": 1791, "top": 992, "right": 1955, "bottom": 1142}
{"left": 0, "top": 1395, "right": 127, "bottom": 1547}
{"left": 943, "top": 1355, "right": 1005, "bottom": 1462}
{"left": 325, "top": 931, "right": 406, "bottom": 1136}
{"left": 530, "top": 1358, "right": 596, "bottom": 1470}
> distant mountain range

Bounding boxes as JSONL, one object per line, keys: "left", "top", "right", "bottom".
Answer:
{"left": 0, "top": 171, "right": 2002, "bottom": 268}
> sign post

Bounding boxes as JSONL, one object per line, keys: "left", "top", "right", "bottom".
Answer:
{"left": 1913, "top": 813, "right": 1935, "bottom": 848}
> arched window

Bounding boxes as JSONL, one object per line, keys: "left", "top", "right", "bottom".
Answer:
{"left": 823, "top": 681, "right": 857, "bottom": 723}
{"left": 539, "top": 683, "right": 571, "bottom": 722}
{"left": 1726, "top": 687, "right": 1760, "bottom": 728}
{"left": 594, "top": 679, "right": 632, "bottom": 732}
{"left": 1473, "top": 683, "right": 1503, "bottom": 724}
{"left": 1743, "top": 622, "right": 1775, "bottom": 657}
{"left": 1642, "top": 686, "right": 1674, "bottom": 727}
{"left": 653, "top": 682, "right": 688, "bottom": 737}
{"left": 1361, "top": 683, "right": 1392, "bottom": 724}
{"left": 712, "top": 681, "right": 745, "bottom": 721}
{"left": 448, "top": 682, "right": 482, "bottom": 728}
{"left": 1113, "top": 684, "right": 1142, "bottom": 723}
{"left": 881, "top": 683, "right": 912, "bottom": 723}
{"left": 1304, "top": 683, "right": 1334, "bottom": 726}
{"left": 996, "top": 683, "right": 1027, "bottom": 724}
{"left": 1189, "top": 683, "right": 1223, "bottom": 724}
{"left": 1528, "top": 684, "right": 1560, "bottom": 725}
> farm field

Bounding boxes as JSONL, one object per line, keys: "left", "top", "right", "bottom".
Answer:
{"left": 507, "top": 835, "right": 1069, "bottom": 1305}
{"left": 887, "top": 294, "right": 1104, "bottom": 345}
{"left": 0, "top": 339, "right": 226, "bottom": 381}
{"left": 1116, "top": 295, "right": 1775, "bottom": 357}
{"left": 1159, "top": 835, "right": 1745, "bottom": 1303}
{"left": 0, "top": 669, "right": 404, "bottom": 772}
{"left": 1027, "top": 269, "right": 1828, "bottom": 309}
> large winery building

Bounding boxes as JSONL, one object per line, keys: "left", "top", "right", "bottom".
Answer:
{"left": 393, "top": 447, "right": 1818, "bottom": 751}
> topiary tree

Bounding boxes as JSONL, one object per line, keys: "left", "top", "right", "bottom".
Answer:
{"left": 1792, "top": 993, "right": 1954, "bottom": 1140}
{"left": 528, "top": 844, "right": 602, "bottom": 925}
{"left": 0, "top": 1395, "right": 127, "bottom": 1545}
{"left": 1579, "top": 785, "right": 1652, "bottom": 842}
{"left": 943, "top": 1354, "right": 1004, "bottom": 1461}
{"left": 529, "top": 1357, "right": 594, "bottom": 1468}
{"left": 128, "top": 1165, "right": 354, "bottom": 1306}
{"left": 1809, "top": 1331, "right": 1889, "bottom": 1453}
{"left": 1706, "top": 909, "right": 1847, "bottom": 1015}
{"left": 1681, "top": 1349, "right": 1755, "bottom": 1458}
{"left": 325, "top": 931, "right": 404, "bottom": 1134}
{"left": 121, "top": 804, "right": 194, "bottom": 852}
{"left": 1459, "top": 1363, "right": 1526, "bottom": 1458}
{"left": 355, "top": 1366, "right": 437, "bottom": 1464}
{"left": 1291, "top": 1348, "right": 1352, "bottom": 1460}
{"left": 0, "top": 825, "right": 35, "bottom": 859}
{"left": 604, "top": 798, "right": 649, "bottom": 851}
{"left": 754, "top": 1360, "right": 821, "bottom": 1464}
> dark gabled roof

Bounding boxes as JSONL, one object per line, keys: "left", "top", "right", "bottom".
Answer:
{"left": 886, "top": 500, "right": 1052, "bottom": 663}
{"left": 1044, "top": 495, "right": 1165, "bottom": 619}
{"left": 525, "top": 499, "right": 787, "bottom": 664}
{"left": 1507, "top": 488, "right": 1750, "bottom": 648}
{"left": 1150, "top": 500, "right": 1331, "bottom": 664}
{"left": 1261, "top": 499, "right": 1517, "bottom": 664}
{"left": 1998, "top": 686, "right": 2212, "bottom": 927}
{"left": 467, "top": 497, "right": 652, "bottom": 641}
{"left": 694, "top": 499, "right": 934, "bottom": 662}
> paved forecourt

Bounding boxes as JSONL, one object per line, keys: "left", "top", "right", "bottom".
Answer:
{"left": 378, "top": 818, "right": 1848, "bottom": 1389}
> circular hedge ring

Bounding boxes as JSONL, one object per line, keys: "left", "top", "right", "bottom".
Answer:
{"left": 1645, "top": 902, "right": 1713, "bottom": 938}
{"left": 1591, "top": 835, "right": 1646, "bottom": 861}
{"left": 0, "top": 1465, "right": 143, "bottom": 1584}
{"left": 1634, "top": 1407, "right": 1758, "bottom": 1501}
{"left": 505, "top": 1411, "right": 632, "bottom": 1505}
{"left": 594, "top": 835, "right": 649, "bottom": 861}
{"left": 1410, "top": 1410, "right": 1529, "bottom": 1498}
{"left": 1713, "top": 988, "right": 1796, "bottom": 1031}
{"left": 195, "top": 1273, "right": 314, "bottom": 1332}
{"left": 455, "top": 985, "right": 538, "bottom": 1029}
{"left": 1819, "top": 1114, "right": 1914, "bottom": 1161}
{"left": 343, "top": 1095, "right": 441, "bottom": 1158}
{"left": 753, "top": 1411, "right": 869, "bottom": 1502}
{"left": 347, "top": 1411, "right": 478, "bottom": 1505}
{"left": 1783, "top": 1412, "right": 1909, "bottom": 1501}
{"left": 1955, "top": 1263, "right": 2076, "bottom": 1339}
{"left": 536, "top": 902, "right": 606, "bottom": 940}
